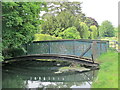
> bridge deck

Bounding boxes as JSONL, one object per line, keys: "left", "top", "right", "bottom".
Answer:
{"left": 4, "top": 54, "right": 99, "bottom": 67}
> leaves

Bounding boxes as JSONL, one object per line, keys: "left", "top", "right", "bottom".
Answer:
{"left": 34, "top": 34, "right": 62, "bottom": 41}
{"left": 2, "top": 2, "right": 45, "bottom": 49}
{"left": 99, "top": 20, "right": 115, "bottom": 37}
{"left": 40, "top": 2, "right": 98, "bottom": 39}
{"left": 90, "top": 25, "right": 98, "bottom": 39}
{"left": 80, "top": 22, "right": 90, "bottom": 39}
{"left": 59, "top": 26, "right": 81, "bottom": 39}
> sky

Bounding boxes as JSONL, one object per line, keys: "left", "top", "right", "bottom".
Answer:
{"left": 69, "top": 0, "right": 119, "bottom": 27}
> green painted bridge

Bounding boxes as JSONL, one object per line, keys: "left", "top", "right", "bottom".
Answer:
{"left": 5, "top": 39, "right": 109, "bottom": 67}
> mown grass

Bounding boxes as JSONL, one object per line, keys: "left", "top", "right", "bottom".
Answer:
{"left": 92, "top": 50, "right": 118, "bottom": 88}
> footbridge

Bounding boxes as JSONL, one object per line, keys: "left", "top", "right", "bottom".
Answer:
{"left": 5, "top": 39, "right": 109, "bottom": 67}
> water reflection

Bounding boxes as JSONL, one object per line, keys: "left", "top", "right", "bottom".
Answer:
{"left": 2, "top": 59, "right": 98, "bottom": 88}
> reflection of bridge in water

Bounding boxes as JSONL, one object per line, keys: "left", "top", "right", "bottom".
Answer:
{"left": 25, "top": 71, "right": 96, "bottom": 82}
{"left": 5, "top": 39, "right": 109, "bottom": 67}
{"left": 3, "top": 68, "right": 97, "bottom": 82}
{"left": 3, "top": 60, "right": 98, "bottom": 82}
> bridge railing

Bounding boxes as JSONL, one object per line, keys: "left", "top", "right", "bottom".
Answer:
{"left": 24, "top": 39, "right": 109, "bottom": 59}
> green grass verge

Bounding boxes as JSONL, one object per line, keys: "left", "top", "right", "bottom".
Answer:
{"left": 92, "top": 50, "right": 118, "bottom": 88}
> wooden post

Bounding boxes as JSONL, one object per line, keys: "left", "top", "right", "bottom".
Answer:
{"left": 73, "top": 40, "right": 75, "bottom": 55}
{"left": 48, "top": 42, "right": 51, "bottom": 54}
{"left": 91, "top": 41, "right": 98, "bottom": 60}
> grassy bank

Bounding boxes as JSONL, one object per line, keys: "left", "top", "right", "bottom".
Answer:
{"left": 92, "top": 50, "right": 118, "bottom": 88}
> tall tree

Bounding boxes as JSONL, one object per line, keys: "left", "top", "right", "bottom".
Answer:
{"left": 2, "top": 2, "right": 46, "bottom": 56}
{"left": 40, "top": 1, "right": 86, "bottom": 36}
{"left": 99, "top": 20, "right": 115, "bottom": 37}
{"left": 42, "top": 2, "right": 84, "bottom": 17}
{"left": 41, "top": 11, "right": 80, "bottom": 37}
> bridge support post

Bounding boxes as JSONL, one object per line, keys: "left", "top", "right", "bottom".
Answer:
{"left": 73, "top": 40, "right": 75, "bottom": 55}
{"left": 48, "top": 42, "right": 51, "bottom": 54}
{"left": 91, "top": 41, "right": 98, "bottom": 61}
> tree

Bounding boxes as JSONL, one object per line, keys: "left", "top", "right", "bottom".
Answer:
{"left": 41, "top": 11, "right": 80, "bottom": 37}
{"left": 79, "top": 22, "right": 90, "bottom": 39}
{"left": 40, "top": 1, "right": 86, "bottom": 37}
{"left": 90, "top": 25, "right": 98, "bottom": 39}
{"left": 42, "top": 1, "right": 84, "bottom": 17}
{"left": 84, "top": 17, "right": 99, "bottom": 27}
{"left": 99, "top": 20, "right": 115, "bottom": 37}
{"left": 2, "top": 2, "right": 46, "bottom": 57}
{"left": 59, "top": 26, "right": 81, "bottom": 39}
{"left": 40, "top": 1, "right": 98, "bottom": 40}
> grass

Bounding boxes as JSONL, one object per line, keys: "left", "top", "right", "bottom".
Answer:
{"left": 92, "top": 50, "right": 118, "bottom": 88}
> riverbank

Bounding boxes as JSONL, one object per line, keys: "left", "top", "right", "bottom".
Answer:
{"left": 92, "top": 50, "right": 118, "bottom": 88}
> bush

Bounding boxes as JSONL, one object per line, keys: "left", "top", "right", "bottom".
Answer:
{"left": 34, "top": 34, "right": 62, "bottom": 41}
{"left": 3, "top": 48, "right": 26, "bottom": 58}
{"left": 59, "top": 27, "right": 81, "bottom": 39}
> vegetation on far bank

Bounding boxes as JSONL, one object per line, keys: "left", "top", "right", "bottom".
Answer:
{"left": 92, "top": 50, "right": 118, "bottom": 88}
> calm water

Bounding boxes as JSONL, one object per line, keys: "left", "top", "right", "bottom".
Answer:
{"left": 2, "top": 59, "right": 98, "bottom": 88}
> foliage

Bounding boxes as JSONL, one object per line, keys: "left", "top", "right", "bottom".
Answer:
{"left": 99, "top": 20, "right": 115, "bottom": 37}
{"left": 84, "top": 17, "right": 99, "bottom": 27}
{"left": 34, "top": 34, "right": 62, "bottom": 41}
{"left": 79, "top": 22, "right": 90, "bottom": 39}
{"left": 59, "top": 27, "right": 81, "bottom": 39}
{"left": 2, "top": 47, "right": 26, "bottom": 58}
{"left": 2, "top": 2, "right": 46, "bottom": 57}
{"left": 90, "top": 25, "right": 98, "bottom": 39}
{"left": 40, "top": 2, "right": 99, "bottom": 40}
{"left": 2, "top": 2, "right": 46, "bottom": 49}
{"left": 42, "top": 2, "right": 85, "bottom": 18}
{"left": 92, "top": 50, "right": 118, "bottom": 88}
{"left": 41, "top": 11, "right": 82, "bottom": 37}
{"left": 40, "top": 2, "right": 87, "bottom": 37}
{"left": 114, "top": 27, "right": 118, "bottom": 37}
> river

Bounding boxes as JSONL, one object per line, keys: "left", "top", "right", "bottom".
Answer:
{"left": 2, "top": 59, "right": 98, "bottom": 88}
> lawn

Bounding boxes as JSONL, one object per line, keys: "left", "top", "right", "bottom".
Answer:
{"left": 92, "top": 50, "right": 118, "bottom": 88}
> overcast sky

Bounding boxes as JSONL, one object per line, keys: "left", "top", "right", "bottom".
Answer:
{"left": 69, "top": 0, "right": 119, "bottom": 27}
